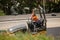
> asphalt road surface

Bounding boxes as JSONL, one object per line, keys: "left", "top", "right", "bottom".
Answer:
{"left": 0, "top": 13, "right": 60, "bottom": 39}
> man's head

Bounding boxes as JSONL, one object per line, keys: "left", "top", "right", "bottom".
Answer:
{"left": 31, "top": 9, "right": 36, "bottom": 16}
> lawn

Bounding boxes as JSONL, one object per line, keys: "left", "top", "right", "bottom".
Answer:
{"left": 0, "top": 10, "right": 5, "bottom": 16}
{"left": 0, "top": 30, "right": 54, "bottom": 40}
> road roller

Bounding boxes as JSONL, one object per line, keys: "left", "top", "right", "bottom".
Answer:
{"left": 8, "top": 5, "right": 47, "bottom": 34}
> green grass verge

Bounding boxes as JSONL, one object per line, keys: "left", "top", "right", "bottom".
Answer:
{"left": 14, "top": 31, "right": 54, "bottom": 40}
{"left": 0, "top": 31, "right": 54, "bottom": 40}
{"left": 0, "top": 10, "right": 5, "bottom": 16}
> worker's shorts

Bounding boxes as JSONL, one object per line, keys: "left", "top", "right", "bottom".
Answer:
{"left": 33, "top": 20, "right": 43, "bottom": 28}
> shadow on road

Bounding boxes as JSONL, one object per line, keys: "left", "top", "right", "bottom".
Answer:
{"left": 47, "top": 27, "right": 60, "bottom": 37}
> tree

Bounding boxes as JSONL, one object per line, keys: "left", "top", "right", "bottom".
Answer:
{"left": 0, "top": 0, "right": 43, "bottom": 14}
{"left": 0, "top": 0, "right": 12, "bottom": 15}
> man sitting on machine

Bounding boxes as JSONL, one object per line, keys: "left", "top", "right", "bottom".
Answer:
{"left": 31, "top": 9, "right": 42, "bottom": 28}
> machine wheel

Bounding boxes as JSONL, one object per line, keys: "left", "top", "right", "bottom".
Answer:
{"left": 42, "top": 20, "right": 46, "bottom": 31}
{"left": 38, "top": 19, "right": 46, "bottom": 31}
{"left": 27, "top": 22, "right": 34, "bottom": 32}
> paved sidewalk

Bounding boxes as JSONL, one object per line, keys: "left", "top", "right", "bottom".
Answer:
{"left": 0, "top": 18, "right": 60, "bottom": 30}
{"left": 0, "top": 13, "right": 60, "bottom": 22}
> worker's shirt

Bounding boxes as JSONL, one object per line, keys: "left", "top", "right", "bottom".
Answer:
{"left": 31, "top": 15, "right": 39, "bottom": 22}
